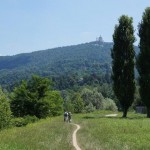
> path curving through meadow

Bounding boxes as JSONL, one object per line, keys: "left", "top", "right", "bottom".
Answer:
{"left": 72, "top": 123, "right": 81, "bottom": 150}
{"left": 71, "top": 114, "right": 118, "bottom": 150}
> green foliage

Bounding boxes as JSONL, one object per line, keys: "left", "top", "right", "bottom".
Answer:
{"left": 53, "top": 72, "right": 111, "bottom": 90}
{"left": 63, "top": 99, "right": 74, "bottom": 113}
{"left": 98, "top": 83, "right": 115, "bottom": 99}
{"left": 132, "top": 86, "right": 143, "bottom": 109}
{"left": 24, "top": 115, "right": 39, "bottom": 124}
{"left": 46, "top": 91, "right": 63, "bottom": 116}
{"left": 84, "top": 102, "right": 96, "bottom": 113}
{"left": 0, "top": 41, "right": 140, "bottom": 91}
{"left": 81, "top": 88, "right": 105, "bottom": 110}
{"left": 10, "top": 75, "right": 63, "bottom": 118}
{"left": 62, "top": 87, "right": 117, "bottom": 113}
{"left": 11, "top": 116, "right": 39, "bottom": 127}
{"left": 72, "top": 93, "right": 84, "bottom": 113}
{"left": 103, "top": 98, "right": 118, "bottom": 111}
{"left": 0, "top": 41, "right": 139, "bottom": 93}
{"left": 11, "top": 117, "right": 28, "bottom": 127}
{"left": 10, "top": 81, "right": 31, "bottom": 117}
{"left": 137, "top": 7, "right": 150, "bottom": 117}
{"left": 28, "top": 75, "right": 52, "bottom": 99}
{"left": 111, "top": 15, "right": 135, "bottom": 117}
{"left": 0, "top": 87, "right": 11, "bottom": 129}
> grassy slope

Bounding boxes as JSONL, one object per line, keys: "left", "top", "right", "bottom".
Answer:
{"left": 74, "top": 111, "right": 150, "bottom": 150}
{"left": 0, "top": 117, "right": 75, "bottom": 150}
{"left": 1, "top": 111, "right": 150, "bottom": 150}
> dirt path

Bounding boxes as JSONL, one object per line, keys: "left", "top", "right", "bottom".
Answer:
{"left": 71, "top": 114, "right": 117, "bottom": 150}
{"left": 105, "top": 114, "right": 118, "bottom": 117}
{"left": 72, "top": 123, "right": 81, "bottom": 150}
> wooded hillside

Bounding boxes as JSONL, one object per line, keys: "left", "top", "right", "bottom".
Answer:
{"left": 0, "top": 41, "right": 139, "bottom": 90}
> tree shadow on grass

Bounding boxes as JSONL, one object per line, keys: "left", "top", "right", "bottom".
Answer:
{"left": 82, "top": 116, "right": 96, "bottom": 119}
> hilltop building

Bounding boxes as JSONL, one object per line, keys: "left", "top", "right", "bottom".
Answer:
{"left": 96, "top": 35, "right": 104, "bottom": 43}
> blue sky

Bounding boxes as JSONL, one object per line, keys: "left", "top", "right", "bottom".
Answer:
{"left": 0, "top": 0, "right": 149, "bottom": 56}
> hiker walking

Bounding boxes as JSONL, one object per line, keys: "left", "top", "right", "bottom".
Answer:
{"left": 68, "top": 112, "right": 72, "bottom": 123}
{"left": 64, "top": 111, "right": 68, "bottom": 122}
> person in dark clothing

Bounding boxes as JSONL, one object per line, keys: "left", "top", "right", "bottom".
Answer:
{"left": 64, "top": 111, "right": 68, "bottom": 122}
{"left": 68, "top": 112, "right": 72, "bottom": 123}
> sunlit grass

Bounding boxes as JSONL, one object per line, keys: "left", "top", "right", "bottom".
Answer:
{"left": 73, "top": 111, "right": 150, "bottom": 150}
{"left": 0, "top": 111, "right": 150, "bottom": 150}
{"left": 0, "top": 117, "right": 74, "bottom": 150}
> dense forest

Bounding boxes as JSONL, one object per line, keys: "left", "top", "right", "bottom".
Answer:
{"left": 0, "top": 40, "right": 139, "bottom": 91}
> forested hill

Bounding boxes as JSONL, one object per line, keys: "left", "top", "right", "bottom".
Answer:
{"left": 0, "top": 41, "right": 139, "bottom": 90}
{"left": 0, "top": 41, "right": 113, "bottom": 70}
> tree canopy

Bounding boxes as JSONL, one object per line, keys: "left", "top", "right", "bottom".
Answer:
{"left": 111, "top": 15, "right": 135, "bottom": 117}
{"left": 10, "top": 75, "right": 63, "bottom": 118}
{"left": 137, "top": 7, "right": 150, "bottom": 117}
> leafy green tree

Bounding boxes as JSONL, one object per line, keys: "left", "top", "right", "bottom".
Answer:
{"left": 10, "top": 81, "right": 30, "bottom": 117}
{"left": 84, "top": 102, "right": 95, "bottom": 113}
{"left": 137, "top": 7, "right": 150, "bottom": 117}
{"left": 0, "top": 87, "right": 11, "bottom": 129}
{"left": 63, "top": 98, "right": 74, "bottom": 113}
{"left": 61, "top": 90, "right": 74, "bottom": 112}
{"left": 92, "top": 89, "right": 104, "bottom": 109}
{"left": 72, "top": 93, "right": 84, "bottom": 113}
{"left": 111, "top": 15, "right": 135, "bottom": 117}
{"left": 103, "top": 98, "right": 118, "bottom": 111}
{"left": 28, "top": 75, "right": 51, "bottom": 99}
{"left": 98, "top": 83, "right": 115, "bottom": 99}
{"left": 11, "top": 75, "right": 62, "bottom": 118}
{"left": 81, "top": 88, "right": 93, "bottom": 106}
{"left": 81, "top": 88, "right": 104, "bottom": 109}
{"left": 46, "top": 91, "right": 63, "bottom": 116}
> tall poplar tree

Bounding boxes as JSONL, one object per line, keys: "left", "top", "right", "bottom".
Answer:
{"left": 137, "top": 7, "right": 150, "bottom": 117}
{"left": 111, "top": 15, "right": 135, "bottom": 117}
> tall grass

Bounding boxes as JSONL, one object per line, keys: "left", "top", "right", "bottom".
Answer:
{"left": 0, "top": 117, "right": 75, "bottom": 150}
{"left": 74, "top": 111, "right": 150, "bottom": 150}
{"left": 1, "top": 111, "right": 150, "bottom": 150}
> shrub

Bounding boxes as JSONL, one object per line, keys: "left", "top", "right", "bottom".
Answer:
{"left": 81, "top": 88, "right": 105, "bottom": 110}
{"left": 103, "top": 98, "right": 118, "bottom": 111}
{"left": 24, "top": 115, "right": 39, "bottom": 124}
{"left": 84, "top": 102, "right": 96, "bottom": 113}
{"left": 11, "top": 116, "right": 39, "bottom": 127}
{"left": 72, "top": 93, "right": 84, "bottom": 113}
{"left": 11, "top": 117, "right": 28, "bottom": 127}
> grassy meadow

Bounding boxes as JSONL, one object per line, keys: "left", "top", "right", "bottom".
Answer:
{"left": 0, "top": 117, "right": 75, "bottom": 150}
{"left": 0, "top": 111, "right": 150, "bottom": 150}
{"left": 74, "top": 111, "right": 150, "bottom": 150}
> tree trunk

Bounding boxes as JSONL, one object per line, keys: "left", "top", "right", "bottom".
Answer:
{"left": 122, "top": 107, "right": 128, "bottom": 118}
{"left": 147, "top": 107, "right": 150, "bottom": 118}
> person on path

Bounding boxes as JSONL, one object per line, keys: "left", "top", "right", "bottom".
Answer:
{"left": 68, "top": 112, "right": 72, "bottom": 123}
{"left": 64, "top": 111, "right": 68, "bottom": 122}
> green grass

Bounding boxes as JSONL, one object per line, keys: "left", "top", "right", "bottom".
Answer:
{"left": 0, "top": 117, "right": 75, "bottom": 150}
{"left": 0, "top": 111, "right": 150, "bottom": 150}
{"left": 73, "top": 111, "right": 150, "bottom": 150}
